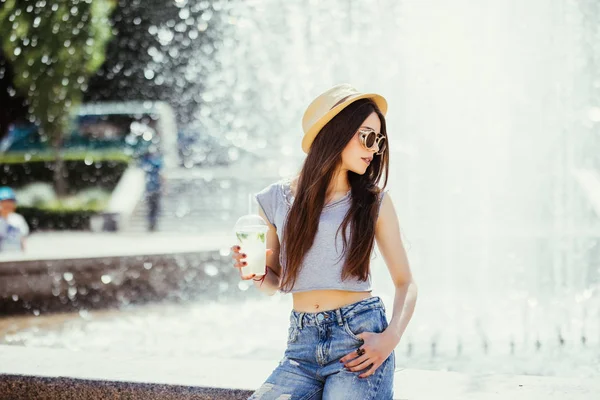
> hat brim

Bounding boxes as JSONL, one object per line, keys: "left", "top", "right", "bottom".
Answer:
{"left": 301, "top": 93, "right": 388, "bottom": 154}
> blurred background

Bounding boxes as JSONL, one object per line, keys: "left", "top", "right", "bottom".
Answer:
{"left": 0, "top": 0, "right": 599, "bottom": 379}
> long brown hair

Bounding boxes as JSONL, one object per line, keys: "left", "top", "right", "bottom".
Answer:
{"left": 280, "top": 99, "right": 389, "bottom": 292}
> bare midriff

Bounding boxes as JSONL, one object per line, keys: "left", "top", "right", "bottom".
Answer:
{"left": 292, "top": 289, "right": 372, "bottom": 313}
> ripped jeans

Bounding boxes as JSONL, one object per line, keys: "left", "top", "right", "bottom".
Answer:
{"left": 248, "top": 296, "right": 395, "bottom": 400}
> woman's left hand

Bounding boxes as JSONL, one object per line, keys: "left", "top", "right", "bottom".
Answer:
{"left": 339, "top": 331, "right": 398, "bottom": 379}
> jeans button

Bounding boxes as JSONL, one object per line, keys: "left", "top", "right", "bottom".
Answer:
{"left": 317, "top": 314, "right": 324, "bottom": 322}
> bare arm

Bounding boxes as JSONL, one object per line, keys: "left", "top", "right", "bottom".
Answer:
{"left": 375, "top": 193, "right": 418, "bottom": 343}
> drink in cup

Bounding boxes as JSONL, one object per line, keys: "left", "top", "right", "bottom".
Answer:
{"left": 234, "top": 214, "right": 269, "bottom": 276}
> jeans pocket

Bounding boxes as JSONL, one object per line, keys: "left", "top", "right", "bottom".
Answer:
{"left": 343, "top": 320, "right": 363, "bottom": 343}
{"left": 380, "top": 308, "right": 389, "bottom": 329}
{"left": 343, "top": 308, "right": 386, "bottom": 343}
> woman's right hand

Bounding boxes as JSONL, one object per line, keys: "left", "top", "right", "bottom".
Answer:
{"left": 230, "top": 245, "right": 273, "bottom": 280}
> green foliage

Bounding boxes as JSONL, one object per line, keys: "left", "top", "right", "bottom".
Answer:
{"left": 0, "top": 0, "right": 115, "bottom": 142}
{"left": 236, "top": 232, "right": 249, "bottom": 242}
{"left": 30, "top": 197, "right": 108, "bottom": 212}
{"left": 235, "top": 232, "right": 266, "bottom": 243}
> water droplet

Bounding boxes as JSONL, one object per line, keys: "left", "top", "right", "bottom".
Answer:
{"left": 14, "top": 47, "right": 21, "bottom": 56}
{"left": 11, "top": 294, "right": 18, "bottom": 301}
{"left": 144, "top": 262, "right": 153, "bottom": 270}
{"left": 157, "top": 27, "right": 174, "bottom": 45}
{"left": 197, "top": 21, "right": 208, "bottom": 32}
{"left": 201, "top": 10, "right": 213, "bottom": 21}
{"left": 204, "top": 263, "right": 219, "bottom": 276}
{"left": 179, "top": 8, "right": 190, "bottom": 20}
{"left": 63, "top": 272, "right": 74, "bottom": 282}
{"left": 175, "top": 202, "right": 190, "bottom": 218}
{"left": 228, "top": 148, "right": 240, "bottom": 161}
{"left": 101, "top": 275, "right": 112, "bottom": 284}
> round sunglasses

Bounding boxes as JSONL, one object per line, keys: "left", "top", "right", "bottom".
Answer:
{"left": 358, "top": 128, "right": 387, "bottom": 155}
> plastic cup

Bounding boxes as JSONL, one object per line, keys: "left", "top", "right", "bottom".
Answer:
{"left": 234, "top": 214, "right": 269, "bottom": 276}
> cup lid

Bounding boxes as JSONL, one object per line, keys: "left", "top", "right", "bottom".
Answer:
{"left": 234, "top": 214, "right": 268, "bottom": 231}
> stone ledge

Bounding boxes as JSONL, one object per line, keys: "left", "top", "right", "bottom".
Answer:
{"left": 1, "top": 345, "right": 599, "bottom": 399}
{"left": 0, "top": 375, "right": 252, "bottom": 400}
{"left": 0, "top": 233, "right": 250, "bottom": 315}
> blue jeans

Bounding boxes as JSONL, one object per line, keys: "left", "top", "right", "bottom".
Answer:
{"left": 249, "top": 296, "right": 395, "bottom": 400}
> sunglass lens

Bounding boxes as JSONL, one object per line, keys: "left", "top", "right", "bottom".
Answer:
{"left": 377, "top": 139, "right": 387, "bottom": 154}
{"left": 365, "top": 131, "right": 376, "bottom": 148}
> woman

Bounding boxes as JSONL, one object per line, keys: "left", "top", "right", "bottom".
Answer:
{"left": 231, "top": 84, "right": 417, "bottom": 399}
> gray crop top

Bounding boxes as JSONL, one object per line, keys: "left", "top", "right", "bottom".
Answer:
{"left": 255, "top": 178, "right": 387, "bottom": 294}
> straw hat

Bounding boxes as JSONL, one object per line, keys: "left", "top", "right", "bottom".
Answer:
{"left": 301, "top": 83, "right": 388, "bottom": 153}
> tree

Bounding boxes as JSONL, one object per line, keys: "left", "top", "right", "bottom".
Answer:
{"left": 0, "top": 50, "right": 28, "bottom": 140}
{"left": 85, "top": 0, "right": 224, "bottom": 127}
{"left": 0, "top": 0, "right": 115, "bottom": 196}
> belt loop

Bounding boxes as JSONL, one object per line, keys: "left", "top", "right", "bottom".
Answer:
{"left": 335, "top": 309, "right": 344, "bottom": 326}
{"left": 298, "top": 312, "right": 305, "bottom": 330}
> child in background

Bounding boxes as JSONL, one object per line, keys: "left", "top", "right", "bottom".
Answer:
{"left": 0, "top": 186, "right": 29, "bottom": 252}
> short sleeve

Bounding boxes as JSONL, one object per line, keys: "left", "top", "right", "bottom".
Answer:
{"left": 255, "top": 181, "right": 280, "bottom": 228}
{"left": 375, "top": 189, "right": 388, "bottom": 220}
{"left": 9, "top": 213, "right": 29, "bottom": 236}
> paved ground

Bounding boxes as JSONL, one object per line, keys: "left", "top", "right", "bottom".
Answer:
{"left": 0, "top": 345, "right": 598, "bottom": 399}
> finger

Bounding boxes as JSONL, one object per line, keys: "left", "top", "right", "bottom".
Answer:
{"left": 231, "top": 245, "right": 241, "bottom": 253}
{"left": 266, "top": 248, "right": 273, "bottom": 256}
{"left": 348, "top": 359, "right": 373, "bottom": 373}
{"left": 233, "top": 260, "right": 247, "bottom": 269}
{"left": 231, "top": 252, "right": 247, "bottom": 261}
{"left": 343, "top": 354, "right": 368, "bottom": 369}
{"left": 358, "top": 363, "right": 380, "bottom": 379}
{"left": 240, "top": 273, "right": 257, "bottom": 280}
{"left": 340, "top": 347, "right": 367, "bottom": 364}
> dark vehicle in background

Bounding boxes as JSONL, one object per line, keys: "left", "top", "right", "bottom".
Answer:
{"left": 1, "top": 101, "right": 179, "bottom": 169}
{"left": 0, "top": 101, "right": 179, "bottom": 232}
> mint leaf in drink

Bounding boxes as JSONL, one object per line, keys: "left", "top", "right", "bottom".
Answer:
{"left": 236, "top": 232, "right": 249, "bottom": 242}
{"left": 257, "top": 232, "right": 265, "bottom": 243}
